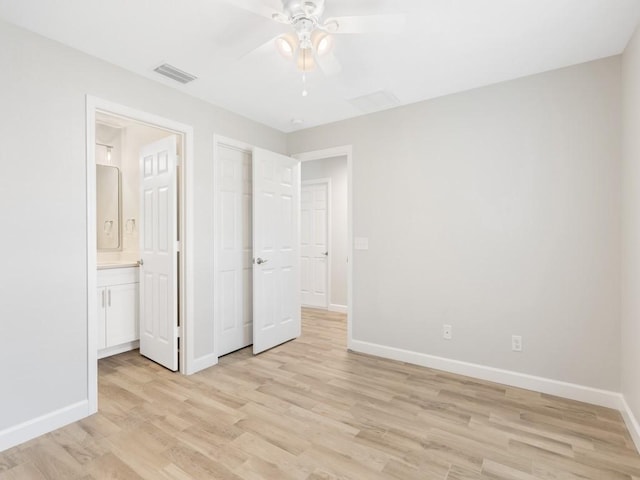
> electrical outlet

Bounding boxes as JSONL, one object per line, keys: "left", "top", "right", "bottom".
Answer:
{"left": 512, "top": 335, "right": 522, "bottom": 352}
{"left": 442, "top": 324, "right": 452, "bottom": 340}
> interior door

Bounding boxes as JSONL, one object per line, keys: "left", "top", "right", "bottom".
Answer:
{"left": 216, "top": 144, "right": 253, "bottom": 356}
{"left": 252, "top": 148, "right": 301, "bottom": 354}
{"left": 139, "top": 135, "right": 179, "bottom": 371}
{"left": 300, "top": 181, "right": 329, "bottom": 308}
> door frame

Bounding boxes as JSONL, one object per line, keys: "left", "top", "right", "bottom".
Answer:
{"left": 86, "top": 96, "right": 195, "bottom": 413}
{"left": 301, "top": 178, "right": 332, "bottom": 309}
{"left": 212, "top": 134, "right": 255, "bottom": 358}
{"left": 293, "top": 146, "right": 353, "bottom": 349}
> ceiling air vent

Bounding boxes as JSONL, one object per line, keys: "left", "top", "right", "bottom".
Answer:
{"left": 153, "top": 63, "right": 197, "bottom": 84}
{"left": 348, "top": 90, "right": 400, "bottom": 114}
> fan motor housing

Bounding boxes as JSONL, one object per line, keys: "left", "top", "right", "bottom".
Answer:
{"left": 282, "top": 0, "right": 325, "bottom": 22}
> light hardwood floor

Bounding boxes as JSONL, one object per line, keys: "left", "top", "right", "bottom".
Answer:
{"left": 1, "top": 308, "right": 639, "bottom": 479}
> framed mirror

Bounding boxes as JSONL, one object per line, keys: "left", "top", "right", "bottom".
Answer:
{"left": 96, "top": 164, "right": 121, "bottom": 250}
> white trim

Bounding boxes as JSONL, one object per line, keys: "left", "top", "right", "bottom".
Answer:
{"left": 292, "top": 146, "right": 353, "bottom": 349}
{"left": 350, "top": 339, "right": 622, "bottom": 410}
{"left": 190, "top": 353, "right": 219, "bottom": 373}
{"left": 86, "top": 95, "right": 196, "bottom": 391}
{"left": 0, "top": 401, "right": 89, "bottom": 452}
{"left": 302, "top": 178, "right": 332, "bottom": 309}
{"left": 620, "top": 396, "right": 640, "bottom": 453}
{"left": 328, "top": 304, "right": 348, "bottom": 314}
{"left": 98, "top": 341, "right": 139, "bottom": 360}
{"left": 86, "top": 101, "right": 98, "bottom": 414}
{"left": 182, "top": 123, "right": 196, "bottom": 375}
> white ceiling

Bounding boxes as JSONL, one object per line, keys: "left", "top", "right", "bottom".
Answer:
{"left": 1, "top": 0, "right": 639, "bottom": 132}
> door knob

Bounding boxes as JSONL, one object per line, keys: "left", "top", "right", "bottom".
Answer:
{"left": 255, "top": 257, "right": 269, "bottom": 265}
{"left": 323, "top": 251, "right": 328, "bottom": 256}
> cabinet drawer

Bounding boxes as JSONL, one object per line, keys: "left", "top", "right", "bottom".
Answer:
{"left": 97, "top": 267, "right": 139, "bottom": 287}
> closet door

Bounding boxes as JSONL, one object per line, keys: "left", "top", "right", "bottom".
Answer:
{"left": 215, "top": 144, "right": 253, "bottom": 356}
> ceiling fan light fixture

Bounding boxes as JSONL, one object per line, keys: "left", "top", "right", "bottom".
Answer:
{"left": 316, "top": 34, "right": 332, "bottom": 56}
{"left": 297, "top": 47, "right": 316, "bottom": 72}
{"left": 275, "top": 37, "right": 295, "bottom": 58}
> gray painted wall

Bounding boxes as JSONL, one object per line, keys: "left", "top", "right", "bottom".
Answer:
{"left": 0, "top": 19, "right": 286, "bottom": 432}
{"left": 289, "top": 57, "right": 622, "bottom": 390}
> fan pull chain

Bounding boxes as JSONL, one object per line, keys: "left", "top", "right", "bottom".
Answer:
{"left": 302, "top": 73, "right": 308, "bottom": 97}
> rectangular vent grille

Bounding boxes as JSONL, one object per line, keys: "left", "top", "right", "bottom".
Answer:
{"left": 348, "top": 90, "right": 400, "bottom": 114}
{"left": 153, "top": 63, "right": 197, "bottom": 84}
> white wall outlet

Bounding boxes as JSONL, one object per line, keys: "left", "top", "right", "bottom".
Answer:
{"left": 442, "top": 324, "right": 452, "bottom": 340}
{"left": 512, "top": 335, "right": 523, "bottom": 352}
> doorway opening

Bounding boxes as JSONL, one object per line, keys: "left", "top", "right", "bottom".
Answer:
{"left": 213, "top": 139, "right": 353, "bottom": 361}
{"left": 300, "top": 156, "right": 348, "bottom": 313}
{"left": 86, "top": 97, "right": 195, "bottom": 414}
{"left": 213, "top": 137, "right": 302, "bottom": 358}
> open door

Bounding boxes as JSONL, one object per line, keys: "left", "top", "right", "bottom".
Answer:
{"left": 252, "top": 148, "right": 301, "bottom": 354}
{"left": 139, "top": 135, "right": 179, "bottom": 371}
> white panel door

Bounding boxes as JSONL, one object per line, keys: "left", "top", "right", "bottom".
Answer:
{"left": 300, "top": 182, "right": 329, "bottom": 308}
{"left": 252, "top": 148, "right": 300, "bottom": 354}
{"left": 216, "top": 145, "right": 253, "bottom": 356}
{"left": 139, "top": 136, "right": 179, "bottom": 371}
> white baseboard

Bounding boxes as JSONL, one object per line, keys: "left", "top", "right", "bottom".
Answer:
{"left": 620, "top": 396, "right": 640, "bottom": 453}
{"left": 350, "top": 339, "right": 622, "bottom": 410}
{"left": 0, "top": 400, "right": 89, "bottom": 453}
{"left": 98, "top": 340, "right": 139, "bottom": 359}
{"left": 328, "top": 304, "right": 348, "bottom": 314}
{"left": 187, "top": 352, "right": 218, "bottom": 375}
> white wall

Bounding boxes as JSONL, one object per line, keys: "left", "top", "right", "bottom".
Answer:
{"left": 0, "top": 19, "right": 285, "bottom": 447}
{"left": 622, "top": 25, "right": 640, "bottom": 430}
{"left": 301, "top": 156, "right": 348, "bottom": 308}
{"left": 289, "top": 57, "right": 622, "bottom": 392}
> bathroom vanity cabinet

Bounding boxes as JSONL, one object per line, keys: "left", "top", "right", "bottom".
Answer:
{"left": 97, "top": 266, "right": 139, "bottom": 358}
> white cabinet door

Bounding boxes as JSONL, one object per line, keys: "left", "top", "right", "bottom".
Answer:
{"left": 252, "top": 148, "right": 301, "bottom": 354}
{"left": 139, "top": 136, "right": 179, "bottom": 371}
{"left": 106, "top": 283, "right": 139, "bottom": 346}
{"left": 97, "top": 288, "right": 107, "bottom": 350}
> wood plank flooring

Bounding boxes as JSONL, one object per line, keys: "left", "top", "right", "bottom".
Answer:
{"left": 1, "top": 308, "right": 639, "bottom": 479}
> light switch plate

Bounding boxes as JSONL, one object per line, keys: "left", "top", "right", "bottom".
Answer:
{"left": 354, "top": 237, "right": 369, "bottom": 250}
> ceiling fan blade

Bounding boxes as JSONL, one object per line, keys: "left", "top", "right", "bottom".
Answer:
{"left": 316, "top": 50, "right": 342, "bottom": 76}
{"left": 324, "top": 14, "right": 406, "bottom": 34}
{"left": 220, "top": 0, "right": 283, "bottom": 22}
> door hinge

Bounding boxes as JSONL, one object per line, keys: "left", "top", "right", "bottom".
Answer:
{"left": 176, "top": 326, "right": 183, "bottom": 338}
{"left": 175, "top": 240, "right": 181, "bottom": 252}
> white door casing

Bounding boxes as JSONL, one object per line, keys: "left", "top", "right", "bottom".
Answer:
{"left": 300, "top": 181, "right": 330, "bottom": 308}
{"left": 252, "top": 148, "right": 301, "bottom": 354}
{"left": 216, "top": 144, "right": 253, "bottom": 356}
{"left": 139, "top": 135, "right": 179, "bottom": 371}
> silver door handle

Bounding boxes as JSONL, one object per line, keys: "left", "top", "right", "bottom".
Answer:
{"left": 101, "top": 290, "right": 105, "bottom": 308}
{"left": 255, "top": 257, "right": 268, "bottom": 265}
{"left": 138, "top": 259, "right": 144, "bottom": 266}
{"left": 323, "top": 252, "right": 328, "bottom": 256}
{"left": 108, "top": 289, "right": 111, "bottom": 307}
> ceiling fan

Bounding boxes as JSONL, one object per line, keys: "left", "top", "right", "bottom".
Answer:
{"left": 226, "top": 0, "right": 405, "bottom": 76}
